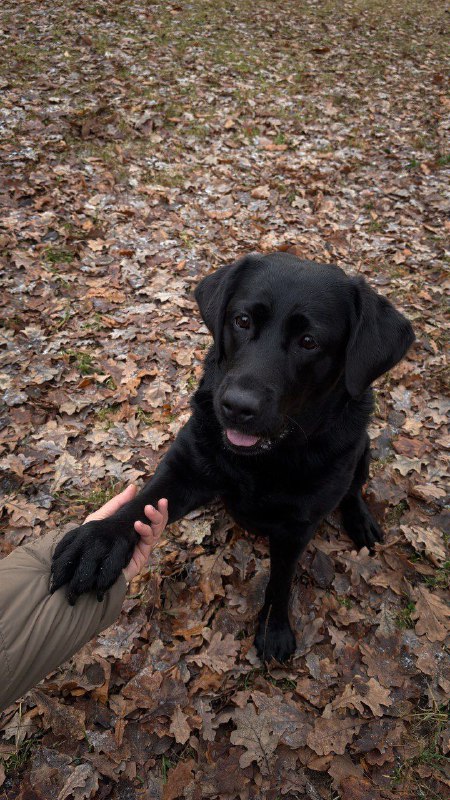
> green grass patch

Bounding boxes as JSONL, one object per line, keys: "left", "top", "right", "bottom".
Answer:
{"left": 337, "top": 595, "right": 352, "bottom": 609}
{"left": 1, "top": 733, "right": 43, "bottom": 778}
{"left": 44, "top": 247, "right": 75, "bottom": 265}
{"left": 136, "top": 407, "right": 154, "bottom": 426}
{"left": 424, "top": 560, "right": 450, "bottom": 590}
{"left": 95, "top": 403, "right": 122, "bottom": 428}
{"left": 395, "top": 600, "right": 416, "bottom": 629}
{"left": 79, "top": 483, "right": 119, "bottom": 513}
{"left": 385, "top": 499, "right": 408, "bottom": 526}
{"left": 392, "top": 703, "right": 448, "bottom": 797}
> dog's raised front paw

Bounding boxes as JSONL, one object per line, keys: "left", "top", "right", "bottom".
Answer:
{"left": 51, "top": 518, "right": 138, "bottom": 604}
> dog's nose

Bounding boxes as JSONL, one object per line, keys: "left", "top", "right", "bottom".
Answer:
{"left": 221, "top": 387, "right": 260, "bottom": 426}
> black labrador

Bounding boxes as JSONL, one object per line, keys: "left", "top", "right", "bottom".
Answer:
{"left": 51, "top": 252, "right": 415, "bottom": 662}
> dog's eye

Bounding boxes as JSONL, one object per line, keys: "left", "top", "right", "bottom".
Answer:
{"left": 234, "top": 314, "right": 251, "bottom": 330}
{"left": 299, "top": 334, "right": 318, "bottom": 350}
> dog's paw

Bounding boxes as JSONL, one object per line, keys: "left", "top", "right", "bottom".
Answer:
{"left": 342, "top": 502, "right": 384, "bottom": 553}
{"left": 348, "top": 512, "right": 384, "bottom": 552}
{"left": 255, "top": 617, "right": 296, "bottom": 663}
{"left": 51, "top": 519, "right": 138, "bottom": 604}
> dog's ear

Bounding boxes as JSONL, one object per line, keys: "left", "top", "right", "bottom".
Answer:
{"left": 345, "top": 277, "right": 415, "bottom": 397}
{"left": 195, "top": 256, "right": 258, "bottom": 358}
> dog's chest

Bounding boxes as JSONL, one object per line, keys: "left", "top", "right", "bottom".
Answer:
{"left": 217, "top": 448, "right": 319, "bottom": 507}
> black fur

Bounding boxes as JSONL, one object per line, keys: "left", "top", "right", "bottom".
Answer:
{"left": 51, "top": 253, "right": 414, "bottom": 661}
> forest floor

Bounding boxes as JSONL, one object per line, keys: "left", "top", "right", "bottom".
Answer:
{"left": 0, "top": 1, "right": 449, "bottom": 798}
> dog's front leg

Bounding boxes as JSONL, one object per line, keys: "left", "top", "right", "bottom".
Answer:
{"left": 255, "top": 527, "right": 314, "bottom": 662}
{"left": 51, "top": 420, "right": 217, "bottom": 603}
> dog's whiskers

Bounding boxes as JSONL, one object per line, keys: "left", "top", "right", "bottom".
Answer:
{"left": 284, "top": 415, "right": 308, "bottom": 444}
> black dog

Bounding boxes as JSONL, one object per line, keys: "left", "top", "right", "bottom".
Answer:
{"left": 51, "top": 253, "right": 414, "bottom": 661}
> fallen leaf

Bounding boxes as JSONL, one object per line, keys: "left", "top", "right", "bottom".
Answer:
{"left": 251, "top": 185, "right": 271, "bottom": 199}
{"left": 163, "top": 759, "right": 195, "bottom": 800}
{"left": 392, "top": 454, "right": 425, "bottom": 476}
{"left": 412, "top": 585, "right": 450, "bottom": 642}
{"left": 401, "top": 524, "right": 447, "bottom": 565}
{"left": 186, "top": 632, "right": 239, "bottom": 673}
{"left": 340, "top": 775, "right": 382, "bottom": 800}
{"left": 51, "top": 452, "right": 81, "bottom": 491}
{"left": 145, "top": 380, "right": 172, "bottom": 407}
{"left": 31, "top": 690, "right": 85, "bottom": 740}
{"left": 58, "top": 763, "right": 99, "bottom": 800}
{"left": 306, "top": 715, "right": 362, "bottom": 756}
{"left": 325, "top": 677, "right": 392, "bottom": 717}
{"left": 196, "top": 552, "right": 233, "bottom": 603}
{"left": 230, "top": 703, "right": 279, "bottom": 774}
{"left": 169, "top": 706, "right": 191, "bottom": 744}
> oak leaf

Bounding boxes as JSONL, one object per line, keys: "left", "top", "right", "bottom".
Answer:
{"left": 230, "top": 703, "right": 279, "bottom": 774}
{"left": 169, "top": 705, "right": 191, "bottom": 745}
{"left": 251, "top": 690, "right": 311, "bottom": 748}
{"left": 51, "top": 452, "right": 81, "bottom": 491}
{"left": 196, "top": 552, "right": 233, "bottom": 603}
{"left": 31, "top": 690, "right": 85, "bottom": 740}
{"left": 325, "top": 677, "right": 392, "bottom": 717}
{"left": 58, "top": 763, "right": 99, "bottom": 800}
{"left": 306, "top": 715, "right": 362, "bottom": 756}
{"left": 412, "top": 585, "right": 450, "bottom": 642}
{"left": 186, "top": 632, "right": 239, "bottom": 673}
{"left": 401, "top": 524, "right": 446, "bottom": 565}
{"left": 163, "top": 759, "right": 195, "bottom": 800}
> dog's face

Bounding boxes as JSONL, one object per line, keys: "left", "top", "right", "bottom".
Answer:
{"left": 195, "top": 253, "right": 414, "bottom": 454}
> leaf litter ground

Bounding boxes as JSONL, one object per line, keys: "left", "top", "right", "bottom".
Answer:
{"left": 0, "top": 1, "right": 449, "bottom": 799}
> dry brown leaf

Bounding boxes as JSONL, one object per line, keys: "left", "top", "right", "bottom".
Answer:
{"left": 251, "top": 690, "right": 312, "bottom": 747}
{"left": 340, "top": 775, "right": 381, "bottom": 800}
{"left": 31, "top": 690, "right": 86, "bottom": 740}
{"left": 86, "top": 286, "right": 125, "bottom": 303}
{"left": 51, "top": 452, "right": 81, "bottom": 491}
{"left": 401, "top": 524, "right": 447, "bottom": 565}
{"left": 393, "top": 435, "right": 430, "bottom": 458}
{"left": 328, "top": 754, "right": 364, "bottom": 790}
{"left": 412, "top": 585, "right": 450, "bottom": 642}
{"left": 392, "top": 454, "right": 425, "bottom": 476}
{"left": 163, "top": 759, "right": 195, "bottom": 800}
{"left": 5, "top": 499, "right": 48, "bottom": 527}
{"left": 141, "top": 428, "right": 171, "bottom": 450}
{"left": 325, "top": 677, "right": 392, "bottom": 717}
{"left": 87, "top": 239, "right": 106, "bottom": 251}
{"left": 93, "top": 620, "right": 143, "bottom": 660}
{"left": 306, "top": 715, "right": 362, "bottom": 756}
{"left": 410, "top": 482, "right": 447, "bottom": 502}
{"left": 186, "top": 632, "right": 239, "bottom": 673}
{"left": 169, "top": 705, "right": 191, "bottom": 745}
{"left": 230, "top": 703, "right": 279, "bottom": 774}
{"left": 359, "top": 640, "right": 404, "bottom": 688}
{"left": 122, "top": 667, "right": 163, "bottom": 708}
{"left": 337, "top": 547, "right": 379, "bottom": 586}
{"left": 251, "top": 185, "right": 271, "bottom": 199}
{"left": 174, "top": 348, "right": 194, "bottom": 366}
{"left": 145, "top": 380, "right": 172, "bottom": 407}
{"left": 58, "top": 763, "right": 100, "bottom": 800}
{"left": 196, "top": 552, "right": 233, "bottom": 603}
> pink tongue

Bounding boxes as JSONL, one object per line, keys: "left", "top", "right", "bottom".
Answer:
{"left": 226, "top": 429, "right": 260, "bottom": 447}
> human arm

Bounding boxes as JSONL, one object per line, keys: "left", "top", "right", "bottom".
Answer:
{"left": 0, "top": 486, "right": 167, "bottom": 711}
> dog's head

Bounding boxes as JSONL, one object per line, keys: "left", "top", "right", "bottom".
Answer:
{"left": 195, "top": 253, "right": 414, "bottom": 454}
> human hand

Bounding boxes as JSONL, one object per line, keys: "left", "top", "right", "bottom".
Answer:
{"left": 84, "top": 485, "right": 168, "bottom": 582}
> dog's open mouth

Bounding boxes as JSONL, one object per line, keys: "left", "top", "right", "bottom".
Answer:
{"left": 226, "top": 429, "right": 261, "bottom": 448}
{"left": 224, "top": 427, "right": 280, "bottom": 453}
{"left": 223, "top": 422, "right": 292, "bottom": 453}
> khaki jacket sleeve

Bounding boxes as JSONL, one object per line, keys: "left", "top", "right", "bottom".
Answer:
{"left": 0, "top": 529, "right": 127, "bottom": 711}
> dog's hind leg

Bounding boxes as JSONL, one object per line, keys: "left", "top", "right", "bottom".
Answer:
{"left": 340, "top": 437, "right": 383, "bottom": 551}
